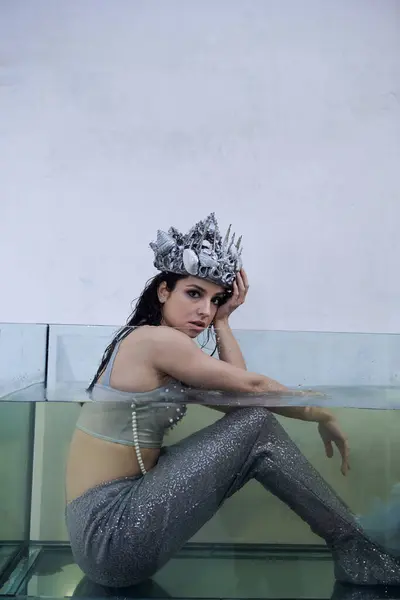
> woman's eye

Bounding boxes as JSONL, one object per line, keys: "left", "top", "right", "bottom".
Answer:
{"left": 188, "top": 290, "right": 200, "bottom": 298}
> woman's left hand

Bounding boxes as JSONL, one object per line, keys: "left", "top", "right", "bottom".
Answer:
{"left": 214, "top": 269, "right": 249, "bottom": 324}
{"left": 318, "top": 418, "right": 350, "bottom": 476}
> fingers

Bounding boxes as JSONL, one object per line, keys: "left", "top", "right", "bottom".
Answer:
{"left": 235, "top": 269, "right": 249, "bottom": 304}
{"left": 320, "top": 421, "right": 350, "bottom": 476}
{"left": 240, "top": 268, "right": 249, "bottom": 291}
{"left": 325, "top": 441, "right": 334, "bottom": 458}
{"left": 343, "top": 437, "right": 350, "bottom": 474}
{"left": 235, "top": 275, "right": 245, "bottom": 303}
{"left": 232, "top": 280, "right": 239, "bottom": 301}
{"left": 337, "top": 440, "right": 350, "bottom": 476}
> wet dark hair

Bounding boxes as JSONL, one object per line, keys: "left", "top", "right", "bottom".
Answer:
{"left": 87, "top": 271, "right": 225, "bottom": 393}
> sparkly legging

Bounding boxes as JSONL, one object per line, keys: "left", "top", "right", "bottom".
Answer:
{"left": 66, "top": 407, "right": 400, "bottom": 588}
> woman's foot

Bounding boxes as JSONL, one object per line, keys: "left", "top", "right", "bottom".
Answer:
{"left": 331, "top": 581, "right": 400, "bottom": 600}
{"left": 333, "top": 534, "right": 400, "bottom": 586}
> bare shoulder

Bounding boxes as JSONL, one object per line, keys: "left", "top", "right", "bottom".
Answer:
{"left": 127, "top": 325, "right": 260, "bottom": 393}
{"left": 121, "top": 325, "right": 197, "bottom": 383}
{"left": 123, "top": 325, "right": 194, "bottom": 354}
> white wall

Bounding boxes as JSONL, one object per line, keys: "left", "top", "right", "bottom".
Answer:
{"left": 1, "top": 0, "right": 399, "bottom": 333}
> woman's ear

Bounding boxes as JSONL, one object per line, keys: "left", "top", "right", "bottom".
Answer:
{"left": 157, "top": 281, "right": 169, "bottom": 304}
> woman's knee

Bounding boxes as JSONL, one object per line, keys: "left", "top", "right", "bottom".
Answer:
{"left": 224, "top": 406, "right": 277, "bottom": 430}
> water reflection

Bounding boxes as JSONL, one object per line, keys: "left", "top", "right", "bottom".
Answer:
{"left": 45, "top": 382, "right": 400, "bottom": 409}
{"left": 72, "top": 576, "right": 400, "bottom": 600}
{"left": 72, "top": 575, "right": 171, "bottom": 598}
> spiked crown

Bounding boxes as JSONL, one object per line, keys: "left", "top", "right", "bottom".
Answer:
{"left": 149, "top": 213, "right": 243, "bottom": 287}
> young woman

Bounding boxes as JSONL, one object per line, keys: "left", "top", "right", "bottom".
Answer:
{"left": 65, "top": 213, "right": 400, "bottom": 588}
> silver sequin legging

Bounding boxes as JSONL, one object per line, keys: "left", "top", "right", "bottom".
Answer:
{"left": 66, "top": 407, "right": 400, "bottom": 588}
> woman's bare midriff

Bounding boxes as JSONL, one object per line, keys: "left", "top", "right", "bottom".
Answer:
{"left": 65, "top": 429, "right": 160, "bottom": 504}
{"left": 65, "top": 329, "right": 170, "bottom": 504}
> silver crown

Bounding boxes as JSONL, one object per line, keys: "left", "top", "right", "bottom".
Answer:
{"left": 149, "top": 213, "right": 243, "bottom": 287}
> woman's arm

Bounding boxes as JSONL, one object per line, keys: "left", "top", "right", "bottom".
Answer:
{"left": 211, "top": 321, "right": 328, "bottom": 424}
{"left": 209, "top": 272, "right": 330, "bottom": 423}
{"left": 212, "top": 270, "right": 248, "bottom": 370}
{"left": 214, "top": 319, "right": 246, "bottom": 370}
{"left": 207, "top": 319, "right": 246, "bottom": 413}
{"left": 146, "top": 326, "right": 333, "bottom": 424}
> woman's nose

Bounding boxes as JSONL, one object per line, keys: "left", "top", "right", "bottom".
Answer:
{"left": 198, "top": 300, "right": 211, "bottom": 317}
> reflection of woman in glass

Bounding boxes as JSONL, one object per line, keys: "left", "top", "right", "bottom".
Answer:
{"left": 65, "top": 213, "right": 400, "bottom": 588}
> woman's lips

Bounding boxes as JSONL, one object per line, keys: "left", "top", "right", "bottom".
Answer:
{"left": 188, "top": 321, "right": 205, "bottom": 331}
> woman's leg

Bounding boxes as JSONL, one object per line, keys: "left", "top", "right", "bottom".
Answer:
{"left": 67, "top": 407, "right": 400, "bottom": 587}
{"left": 148, "top": 407, "right": 400, "bottom": 586}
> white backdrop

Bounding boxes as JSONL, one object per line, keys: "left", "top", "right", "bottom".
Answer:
{"left": 1, "top": 0, "right": 399, "bottom": 333}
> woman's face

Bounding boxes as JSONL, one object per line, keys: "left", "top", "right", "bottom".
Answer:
{"left": 158, "top": 276, "right": 226, "bottom": 338}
